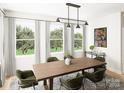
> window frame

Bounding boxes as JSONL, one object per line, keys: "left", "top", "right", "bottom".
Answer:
{"left": 15, "top": 19, "right": 35, "bottom": 56}
{"left": 73, "top": 25, "right": 83, "bottom": 51}
{"left": 49, "top": 22, "right": 64, "bottom": 53}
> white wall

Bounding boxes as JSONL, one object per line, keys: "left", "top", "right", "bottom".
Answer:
{"left": 16, "top": 55, "right": 35, "bottom": 70}
{"left": 86, "top": 12, "right": 122, "bottom": 74}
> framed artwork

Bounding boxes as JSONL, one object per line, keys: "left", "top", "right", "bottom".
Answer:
{"left": 94, "top": 27, "right": 107, "bottom": 48}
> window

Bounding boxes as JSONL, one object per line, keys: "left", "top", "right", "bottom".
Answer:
{"left": 50, "top": 22, "right": 64, "bottom": 52}
{"left": 74, "top": 25, "right": 83, "bottom": 50}
{"left": 16, "top": 19, "right": 35, "bottom": 55}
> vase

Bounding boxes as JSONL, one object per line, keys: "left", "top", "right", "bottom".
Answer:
{"left": 64, "top": 58, "right": 71, "bottom": 65}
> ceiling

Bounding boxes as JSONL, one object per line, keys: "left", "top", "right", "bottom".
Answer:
{"left": 0, "top": 3, "right": 124, "bottom": 20}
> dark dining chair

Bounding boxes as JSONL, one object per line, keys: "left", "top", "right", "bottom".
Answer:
{"left": 47, "top": 57, "right": 59, "bottom": 62}
{"left": 16, "top": 70, "right": 38, "bottom": 90}
{"left": 59, "top": 73, "right": 84, "bottom": 90}
{"left": 83, "top": 68, "right": 107, "bottom": 89}
{"left": 94, "top": 56, "right": 106, "bottom": 71}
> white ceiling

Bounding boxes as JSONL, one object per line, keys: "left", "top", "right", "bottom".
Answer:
{"left": 0, "top": 3, "right": 124, "bottom": 20}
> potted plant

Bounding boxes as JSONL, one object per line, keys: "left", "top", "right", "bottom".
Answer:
{"left": 64, "top": 52, "right": 73, "bottom": 65}
{"left": 64, "top": 52, "right": 74, "bottom": 60}
{"left": 89, "top": 45, "right": 95, "bottom": 51}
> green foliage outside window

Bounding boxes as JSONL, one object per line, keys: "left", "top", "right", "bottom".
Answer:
{"left": 16, "top": 25, "right": 34, "bottom": 55}
{"left": 50, "top": 28, "right": 63, "bottom": 52}
{"left": 74, "top": 32, "right": 83, "bottom": 50}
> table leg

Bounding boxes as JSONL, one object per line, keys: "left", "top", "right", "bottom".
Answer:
{"left": 43, "top": 80, "right": 48, "bottom": 90}
{"left": 48, "top": 78, "right": 53, "bottom": 90}
{"left": 82, "top": 70, "right": 84, "bottom": 74}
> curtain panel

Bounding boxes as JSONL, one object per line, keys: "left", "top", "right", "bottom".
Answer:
{"left": 35, "top": 20, "right": 41, "bottom": 64}
{"left": 0, "top": 11, "right": 5, "bottom": 86}
{"left": 4, "top": 17, "right": 16, "bottom": 77}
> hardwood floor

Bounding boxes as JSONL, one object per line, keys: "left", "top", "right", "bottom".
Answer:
{"left": 0, "top": 70, "right": 124, "bottom": 90}
{"left": 0, "top": 76, "right": 16, "bottom": 90}
{"left": 106, "top": 70, "right": 124, "bottom": 82}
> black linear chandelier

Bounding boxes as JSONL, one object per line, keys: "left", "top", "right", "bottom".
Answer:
{"left": 56, "top": 3, "right": 88, "bottom": 28}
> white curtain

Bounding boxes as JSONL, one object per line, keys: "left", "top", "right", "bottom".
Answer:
{"left": 4, "top": 17, "right": 16, "bottom": 77}
{"left": 35, "top": 20, "right": 41, "bottom": 64}
{"left": 45, "top": 22, "right": 50, "bottom": 60}
{"left": 64, "top": 24, "right": 74, "bottom": 56}
{"left": 0, "top": 11, "right": 5, "bottom": 86}
{"left": 82, "top": 25, "right": 86, "bottom": 56}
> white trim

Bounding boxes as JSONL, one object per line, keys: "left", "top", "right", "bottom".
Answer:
{"left": 51, "top": 52, "right": 64, "bottom": 55}
{"left": 16, "top": 54, "right": 35, "bottom": 58}
{"left": 16, "top": 39, "right": 35, "bottom": 41}
{"left": 45, "top": 22, "right": 50, "bottom": 59}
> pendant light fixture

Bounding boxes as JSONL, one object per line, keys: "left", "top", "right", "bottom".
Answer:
{"left": 76, "top": 7, "right": 80, "bottom": 28}
{"left": 56, "top": 3, "right": 88, "bottom": 27}
{"left": 56, "top": 18, "right": 60, "bottom": 22}
{"left": 67, "top": 5, "right": 71, "bottom": 27}
{"left": 85, "top": 21, "right": 88, "bottom": 25}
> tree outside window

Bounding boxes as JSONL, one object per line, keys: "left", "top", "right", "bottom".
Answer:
{"left": 50, "top": 23, "right": 64, "bottom": 52}
{"left": 16, "top": 19, "right": 35, "bottom": 55}
{"left": 74, "top": 25, "right": 83, "bottom": 50}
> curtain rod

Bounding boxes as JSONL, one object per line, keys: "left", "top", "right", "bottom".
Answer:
{"left": 5, "top": 16, "right": 85, "bottom": 25}
{"left": 0, "top": 9, "right": 6, "bottom": 15}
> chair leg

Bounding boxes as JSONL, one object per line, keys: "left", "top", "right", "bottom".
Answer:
{"left": 104, "top": 78, "right": 107, "bottom": 89}
{"left": 32, "top": 85, "right": 35, "bottom": 90}
{"left": 59, "top": 85, "right": 62, "bottom": 90}
{"left": 59, "top": 78, "right": 62, "bottom": 90}
{"left": 82, "top": 78, "right": 85, "bottom": 90}
{"left": 32, "top": 83, "right": 35, "bottom": 90}
{"left": 95, "top": 83, "right": 97, "bottom": 90}
{"left": 18, "top": 81, "right": 21, "bottom": 90}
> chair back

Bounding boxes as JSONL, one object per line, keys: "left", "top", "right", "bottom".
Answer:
{"left": 93, "top": 68, "right": 106, "bottom": 82}
{"left": 94, "top": 57, "right": 106, "bottom": 71}
{"left": 16, "top": 70, "right": 35, "bottom": 79}
{"left": 47, "top": 57, "right": 59, "bottom": 62}
{"left": 67, "top": 74, "right": 83, "bottom": 89}
{"left": 94, "top": 57, "right": 105, "bottom": 62}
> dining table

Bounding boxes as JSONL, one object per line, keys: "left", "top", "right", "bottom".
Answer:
{"left": 33, "top": 57, "right": 106, "bottom": 90}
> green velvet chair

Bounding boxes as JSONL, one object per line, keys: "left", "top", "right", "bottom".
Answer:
{"left": 83, "top": 68, "right": 107, "bottom": 89}
{"left": 47, "top": 57, "right": 59, "bottom": 62}
{"left": 59, "top": 73, "right": 84, "bottom": 90}
{"left": 16, "top": 70, "right": 38, "bottom": 90}
{"left": 94, "top": 57, "right": 105, "bottom": 62}
{"left": 94, "top": 57, "right": 106, "bottom": 71}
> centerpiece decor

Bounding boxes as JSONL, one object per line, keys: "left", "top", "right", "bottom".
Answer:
{"left": 64, "top": 52, "right": 73, "bottom": 65}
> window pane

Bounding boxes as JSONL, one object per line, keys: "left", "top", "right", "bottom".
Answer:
{"left": 74, "top": 40, "right": 82, "bottom": 50}
{"left": 16, "top": 19, "right": 35, "bottom": 39}
{"left": 74, "top": 25, "right": 83, "bottom": 39}
{"left": 50, "top": 22, "right": 63, "bottom": 39}
{"left": 50, "top": 22, "right": 64, "bottom": 53}
{"left": 74, "top": 33, "right": 83, "bottom": 39}
{"left": 16, "top": 40, "right": 34, "bottom": 55}
{"left": 74, "top": 25, "right": 83, "bottom": 50}
{"left": 16, "top": 19, "right": 35, "bottom": 56}
{"left": 50, "top": 40, "right": 63, "bottom": 52}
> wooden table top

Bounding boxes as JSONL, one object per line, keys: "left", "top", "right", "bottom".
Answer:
{"left": 33, "top": 57, "right": 106, "bottom": 81}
